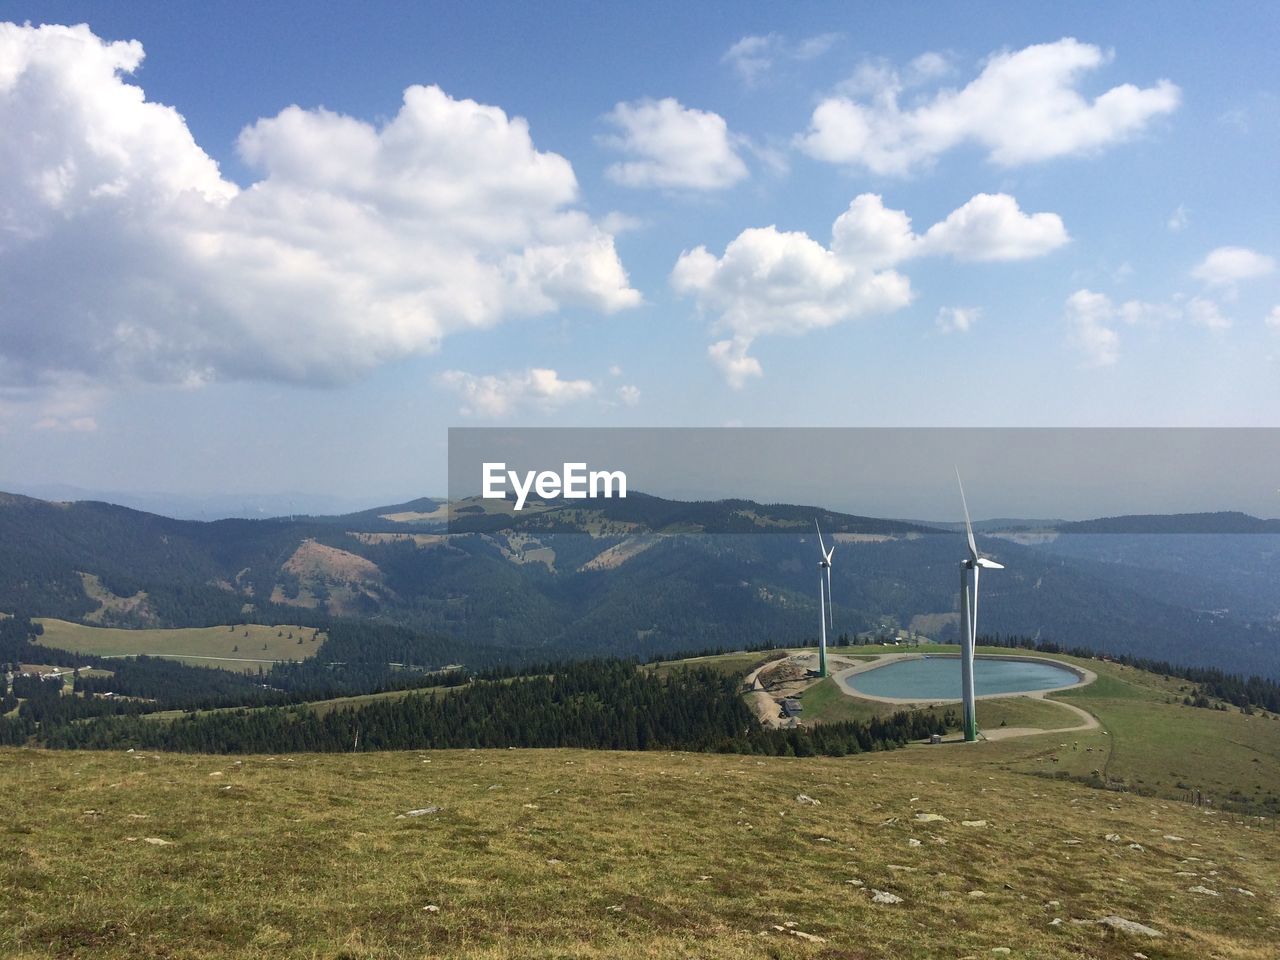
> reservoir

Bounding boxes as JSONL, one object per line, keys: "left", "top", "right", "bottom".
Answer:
{"left": 841, "top": 656, "right": 1083, "bottom": 701}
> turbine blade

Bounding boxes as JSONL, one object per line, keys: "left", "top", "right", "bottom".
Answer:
{"left": 977, "top": 557, "right": 1004, "bottom": 569}
{"left": 814, "top": 519, "right": 827, "bottom": 557}
{"left": 826, "top": 566, "right": 834, "bottom": 632}
{"left": 956, "top": 467, "right": 978, "bottom": 561}
{"left": 971, "top": 565, "right": 981, "bottom": 645}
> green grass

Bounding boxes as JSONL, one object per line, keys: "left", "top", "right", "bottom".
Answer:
{"left": 34, "top": 620, "right": 326, "bottom": 673}
{"left": 646, "top": 650, "right": 775, "bottom": 679}
{"left": 1, "top": 745, "right": 1276, "bottom": 959}
{"left": 799, "top": 676, "right": 1083, "bottom": 731}
{"left": 976, "top": 695, "right": 1083, "bottom": 730}
{"left": 671, "top": 646, "right": 1280, "bottom": 816}
{"left": 1034, "top": 671, "right": 1280, "bottom": 814}
{"left": 143, "top": 686, "right": 451, "bottom": 722}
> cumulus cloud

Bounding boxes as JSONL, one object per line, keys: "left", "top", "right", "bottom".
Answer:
{"left": 936, "top": 307, "right": 980, "bottom": 334}
{"left": 1191, "top": 246, "right": 1275, "bottom": 288}
{"left": 707, "top": 339, "right": 764, "bottom": 389}
{"left": 1167, "top": 204, "right": 1188, "bottom": 232}
{"left": 1186, "top": 297, "right": 1231, "bottom": 330}
{"left": 437, "top": 368, "right": 596, "bottom": 417}
{"left": 600, "top": 98, "right": 748, "bottom": 190}
{"left": 1064, "top": 289, "right": 1232, "bottom": 364}
{"left": 616, "top": 384, "right": 641, "bottom": 407}
{"left": 1267, "top": 306, "right": 1280, "bottom": 331}
{"left": 906, "top": 51, "right": 952, "bottom": 83}
{"left": 721, "top": 32, "right": 839, "bottom": 86}
{"left": 1064, "top": 290, "right": 1121, "bottom": 367}
{"left": 675, "top": 192, "right": 1065, "bottom": 384}
{"left": 0, "top": 22, "right": 640, "bottom": 390}
{"left": 916, "top": 194, "right": 1069, "bottom": 261}
{"left": 798, "top": 38, "right": 1179, "bottom": 175}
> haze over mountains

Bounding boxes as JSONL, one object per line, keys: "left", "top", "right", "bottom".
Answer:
{"left": 0, "top": 481, "right": 383, "bottom": 521}
{"left": 3, "top": 489, "right": 1279, "bottom": 678}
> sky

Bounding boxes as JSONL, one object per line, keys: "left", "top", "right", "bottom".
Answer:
{"left": 0, "top": 2, "right": 1277, "bottom": 510}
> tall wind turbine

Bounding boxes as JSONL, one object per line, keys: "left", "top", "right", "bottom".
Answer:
{"left": 815, "top": 520, "right": 835, "bottom": 678}
{"left": 956, "top": 471, "right": 1004, "bottom": 742}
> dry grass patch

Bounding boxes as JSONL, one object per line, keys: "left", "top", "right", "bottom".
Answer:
{"left": 34, "top": 620, "right": 325, "bottom": 673}
{"left": 1, "top": 746, "right": 1276, "bottom": 959}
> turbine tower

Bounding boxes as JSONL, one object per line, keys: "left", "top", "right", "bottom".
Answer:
{"left": 815, "top": 520, "right": 835, "bottom": 678}
{"left": 956, "top": 471, "right": 1004, "bottom": 742}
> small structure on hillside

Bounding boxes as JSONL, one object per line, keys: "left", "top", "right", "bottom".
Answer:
{"left": 780, "top": 698, "right": 803, "bottom": 718}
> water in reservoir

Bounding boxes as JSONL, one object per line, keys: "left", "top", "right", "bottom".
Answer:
{"left": 842, "top": 656, "right": 1082, "bottom": 700}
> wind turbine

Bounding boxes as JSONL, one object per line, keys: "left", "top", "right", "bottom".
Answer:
{"left": 815, "top": 520, "right": 835, "bottom": 678}
{"left": 956, "top": 470, "right": 1004, "bottom": 742}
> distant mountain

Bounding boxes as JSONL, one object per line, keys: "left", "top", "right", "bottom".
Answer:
{"left": 289, "top": 497, "right": 448, "bottom": 529}
{"left": 0, "top": 481, "right": 384, "bottom": 521}
{"left": 1053, "top": 511, "right": 1280, "bottom": 534}
{"left": 445, "top": 491, "right": 937, "bottom": 536}
{"left": 2, "top": 490, "right": 1278, "bottom": 677}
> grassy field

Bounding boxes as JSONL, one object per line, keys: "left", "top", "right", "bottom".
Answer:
{"left": 728, "top": 645, "right": 1280, "bottom": 816}
{"left": 34, "top": 620, "right": 325, "bottom": 673}
{"left": 1, "top": 744, "right": 1276, "bottom": 959}
{"left": 1030, "top": 662, "right": 1280, "bottom": 813}
{"left": 646, "top": 650, "right": 778, "bottom": 678}
{"left": 798, "top": 675, "right": 1079, "bottom": 731}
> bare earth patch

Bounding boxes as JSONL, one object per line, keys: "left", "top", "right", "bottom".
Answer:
{"left": 579, "top": 537, "right": 656, "bottom": 571}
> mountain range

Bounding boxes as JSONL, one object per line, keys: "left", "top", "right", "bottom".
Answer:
{"left": 2, "top": 490, "right": 1278, "bottom": 677}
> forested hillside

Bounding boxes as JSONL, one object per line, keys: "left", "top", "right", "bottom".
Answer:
{"left": 3, "top": 491, "right": 1279, "bottom": 677}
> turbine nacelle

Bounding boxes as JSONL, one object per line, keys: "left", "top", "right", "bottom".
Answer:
{"left": 962, "top": 557, "right": 1005, "bottom": 570}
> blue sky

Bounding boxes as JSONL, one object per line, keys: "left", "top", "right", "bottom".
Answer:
{"left": 0, "top": 2, "right": 1277, "bottom": 505}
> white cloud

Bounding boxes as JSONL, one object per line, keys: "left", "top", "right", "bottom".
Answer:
{"left": 1167, "top": 204, "right": 1188, "bottom": 232}
{"left": 707, "top": 339, "right": 763, "bottom": 389}
{"left": 722, "top": 32, "right": 839, "bottom": 86}
{"left": 907, "top": 51, "right": 952, "bottom": 83}
{"left": 1064, "top": 290, "right": 1120, "bottom": 367}
{"left": 1117, "top": 299, "right": 1178, "bottom": 326}
{"left": 937, "top": 306, "right": 980, "bottom": 334}
{"left": 916, "top": 193, "right": 1069, "bottom": 261}
{"left": 829, "top": 193, "right": 918, "bottom": 268}
{"left": 0, "top": 376, "right": 104, "bottom": 434}
{"left": 1186, "top": 297, "right": 1231, "bottom": 331}
{"left": 1218, "top": 106, "right": 1249, "bottom": 132}
{"left": 795, "top": 34, "right": 840, "bottom": 61}
{"left": 829, "top": 192, "right": 1068, "bottom": 266}
{"left": 600, "top": 98, "right": 748, "bottom": 190}
{"left": 437, "top": 368, "right": 596, "bottom": 417}
{"left": 599, "top": 211, "right": 645, "bottom": 235}
{"left": 1191, "top": 246, "right": 1275, "bottom": 288}
{"left": 1267, "top": 306, "right": 1280, "bottom": 331}
{"left": 0, "top": 22, "right": 640, "bottom": 391}
{"left": 617, "top": 384, "right": 641, "bottom": 407}
{"left": 676, "top": 192, "right": 1064, "bottom": 383}
{"left": 798, "top": 38, "right": 1179, "bottom": 175}
{"left": 1064, "top": 289, "right": 1232, "bottom": 364}
{"left": 722, "top": 34, "right": 776, "bottom": 85}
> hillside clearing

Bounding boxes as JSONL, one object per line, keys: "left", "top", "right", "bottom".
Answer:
{"left": 33, "top": 620, "right": 325, "bottom": 673}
